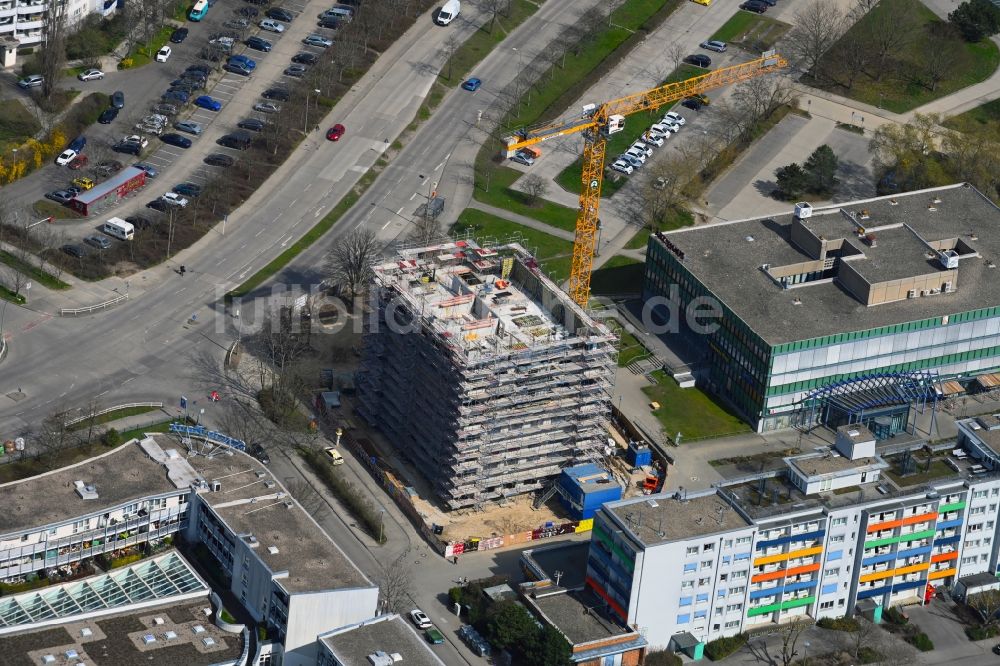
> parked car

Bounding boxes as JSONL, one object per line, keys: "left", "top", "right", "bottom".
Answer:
{"left": 204, "top": 153, "right": 235, "bottom": 167}
{"left": 186, "top": 64, "right": 212, "bottom": 75}
{"left": 98, "top": 107, "right": 120, "bottom": 124}
{"left": 631, "top": 141, "right": 653, "bottom": 157}
{"left": 173, "top": 182, "right": 202, "bottom": 197}
{"left": 649, "top": 123, "right": 676, "bottom": 138}
{"left": 217, "top": 131, "right": 254, "bottom": 149}
{"left": 610, "top": 159, "right": 634, "bottom": 175}
{"left": 115, "top": 138, "right": 141, "bottom": 153}
{"left": 253, "top": 101, "right": 281, "bottom": 113}
{"left": 72, "top": 176, "right": 95, "bottom": 190}
{"left": 152, "top": 103, "right": 179, "bottom": 116}
{"left": 292, "top": 51, "right": 318, "bottom": 64}
{"left": 68, "top": 154, "right": 88, "bottom": 170}
{"left": 642, "top": 132, "right": 664, "bottom": 147}
{"left": 135, "top": 122, "right": 164, "bottom": 136}
{"left": 77, "top": 68, "right": 104, "bottom": 81}
{"left": 160, "top": 133, "right": 193, "bottom": 148}
{"left": 147, "top": 199, "right": 170, "bottom": 212}
{"left": 510, "top": 152, "right": 534, "bottom": 166}
{"left": 55, "top": 149, "right": 77, "bottom": 166}
{"left": 686, "top": 54, "right": 711, "bottom": 67}
{"left": 46, "top": 190, "right": 75, "bottom": 204}
{"left": 224, "top": 63, "right": 253, "bottom": 76}
{"left": 161, "top": 192, "right": 188, "bottom": 207}
{"left": 260, "top": 18, "right": 285, "bottom": 32}
{"left": 66, "top": 185, "right": 83, "bottom": 196}
{"left": 326, "top": 123, "right": 345, "bottom": 141}
{"left": 663, "top": 111, "right": 686, "bottom": 126}
{"left": 461, "top": 77, "right": 481, "bottom": 92}
{"left": 681, "top": 97, "right": 704, "bottom": 111}
{"left": 424, "top": 628, "right": 444, "bottom": 645}
{"left": 284, "top": 64, "right": 307, "bottom": 77}
{"left": 249, "top": 444, "right": 270, "bottom": 465}
{"left": 740, "top": 0, "right": 768, "bottom": 12}
{"left": 85, "top": 235, "right": 112, "bottom": 250}
{"left": 122, "top": 134, "right": 149, "bottom": 148}
{"left": 174, "top": 120, "right": 204, "bottom": 135}
{"left": 126, "top": 215, "right": 154, "bottom": 229}
{"left": 238, "top": 5, "right": 259, "bottom": 17}
{"left": 620, "top": 154, "right": 643, "bottom": 169}
{"left": 409, "top": 609, "right": 432, "bottom": 630}
{"left": 68, "top": 135, "right": 86, "bottom": 152}
{"left": 162, "top": 90, "right": 190, "bottom": 104}
{"left": 94, "top": 160, "right": 123, "bottom": 176}
{"left": 228, "top": 54, "right": 257, "bottom": 69}
{"left": 194, "top": 95, "right": 223, "bottom": 111}
{"left": 134, "top": 163, "right": 159, "bottom": 178}
{"left": 62, "top": 244, "right": 87, "bottom": 258}
{"left": 170, "top": 27, "right": 189, "bottom": 43}
{"left": 238, "top": 117, "right": 267, "bottom": 132}
{"left": 246, "top": 36, "right": 272, "bottom": 52}
{"left": 262, "top": 87, "right": 290, "bottom": 101}
{"left": 303, "top": 34, "right": 332, "bottom": 48}
{"left": 699, "top": 40, "right": 727, "bottom": 52}
{"left": 224, "top": 17, "right": 251, "bottom": 29}
{"left": 17, "top": 74, "right": 43, "bottom": 89}
{"left": 155, "top": 46, "right": 172, "bottom": 62}
{"left": 317, "top": 16, "right": 341, "bottom": 28}
{"left": 266, "top": 7, "right": 294, "bottom": 21}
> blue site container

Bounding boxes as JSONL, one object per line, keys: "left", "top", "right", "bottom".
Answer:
{"left": 627, "top": 441, "right": 652, "bottom": 468}
{"left": 556, "top": 463, "right": 623, "bottom": 520}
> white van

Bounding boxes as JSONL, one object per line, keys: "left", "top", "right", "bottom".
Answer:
{"left": 101, "top": 217, "right": 134, "bottom": 241}
{"left": 436, "top": 0, "right": 459, "bottom": 25}
{"left": 324, "top": 4, "right": 353, "bottom": 20}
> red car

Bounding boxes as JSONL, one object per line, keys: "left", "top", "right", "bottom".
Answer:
{"left": 67, "top": 154, "right": 88, "bottom": 170}
{"left": 326, "top": 123, "right": 345, "bottom": 141}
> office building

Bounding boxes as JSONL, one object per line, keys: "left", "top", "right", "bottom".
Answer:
{"left": 357, "top": 240, "right": 616, "bottom": 510}
{"left": 643, "top": 183, "right": 1000, "bottom": 433}
{"left": 585, "top": 423, "right": 1000, "bottom": 656}
{"left": 0, "top": 434, "right": 379, "bottom": 666}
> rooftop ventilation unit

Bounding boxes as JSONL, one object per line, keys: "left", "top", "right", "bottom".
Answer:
{"left": 939, "top": 250, "right": 960, "bottom": 269}
{"left": 211, "top": 480, "right": 221, "bottom": 492}
{"left": 74, "top": 480, "right": 98, "bottom": 500}
{"left": 268, "top": 545, "right": 279, "bottom": 555}
{"left": 794, "top": 202, "right": 812, "bottom": 219}
{"left": 367, "top": 651, "right": 403, "bottom": 666}
{"left": 202, "top": 637, "right": 216, "bottom": 647}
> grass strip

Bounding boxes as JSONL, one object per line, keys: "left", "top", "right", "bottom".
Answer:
{"left": 439, "top": 0, "right": 542, "bottom": 84}
{"left": 0, "top": 250, "right": 70, "bottom": 290}
{"left": 67, "top": 405, "right": 160, "bottom": 431}
{"left": 302, "top": 448, "right": 387, "bottom": 543}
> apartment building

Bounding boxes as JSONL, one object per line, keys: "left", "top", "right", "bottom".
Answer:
{"left": 0, "top": 0, "right": 111, "bottom": 52}
{"left": 0, "top": 434, "right": 379, "bottom": 666}
{"left": 586, "top": 424, "right": 1000, "bottom": 655}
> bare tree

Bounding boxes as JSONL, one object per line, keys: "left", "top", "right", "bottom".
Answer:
{"left": 0, "top": 263, "right": 28, "bottom": 300}
{"left": 38, "top": 3, "right": 68, "bottom": 100}
{"left": 665, "top": 42, "right": 688, "bottom": 77}
{"left": 285, "top": 479, "right": 328, "bottom": 517}
{"left": 375, "top": 548, "right": 414, "bottom": 613}
{"left": 722, "top": 76, "right": 796, "bottom": 142}
{"left": 862, "top": 1, "right": 921, "bottom": 82}
{"left": 410, "top": 216, "right": 444, "bottom": 246}
{"left": 32, "top": 410, "right": 80, "bottom": 462}
{"left": 968, "top": 589, "right": 1000, "bottom": 627}
{"left": 520, "top": 174, "right": 549, "bottom": 206}
{"left": 324, "top": 228, "right": 380, "bottom": 307}
{"left": 785, "top": 0, "right": 846, "bottom": 77}
{"left": 777, "top": 622, "right": 808, "bottom": 666}
{"left": 846, "top": 617, "right": 881, "bottom": 660}
{"left": 629, "top": 153, "right": 699, "bottom": 233}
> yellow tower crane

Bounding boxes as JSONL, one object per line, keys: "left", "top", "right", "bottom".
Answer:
{"left": 503, "top": 51, "right": 788, "bottom": 307}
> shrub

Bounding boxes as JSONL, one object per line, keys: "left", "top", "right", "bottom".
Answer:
{"left": 965, "top": 624, "right": 1000, "bottom": 640}
{"left": 817, "top": 616, "right": 861, "bottom": 632}
{"left": 884, "top": 606, "right": 909, "bottom": 625}
{"left": 66, "top": 13, "right": 128, "bottom": 59}
{"left": 644, "top": 649, "right": 683, "bottom": 666}
{"left": 858, "top": 646, "right": 882, "bottom": 664}
{"left": 704, "top": 634, "right": 748, "bottom": 661}
{"left": 102, "top": 428, "right": 122, "bottom": 447}
{"left": 907, "top": 632, "right": 934, "bottom": 651}
{"left": 219, "top": 608, "right": 236, "bottom": 624}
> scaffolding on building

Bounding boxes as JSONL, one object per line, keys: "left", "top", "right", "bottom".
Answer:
{"left": 356, "top": 240, "right": 617, "bottom": 510}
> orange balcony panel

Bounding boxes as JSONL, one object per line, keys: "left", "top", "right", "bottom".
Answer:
{"left": 893, "top": 562, "right": 930, "bottom": 577}
{"left": 867, "top": 518, "right": 904, "bottom": 533}
{"left": 902, "top": 512, "right": 937, "bottom": 526}
{"left": 751, "top": 562, "right": 820, "bottom": 583}
{"left": 929, "top": 567, "right": 957, "bottom": 581}
{"left": 753, "top": 545, "right": 823, "bottom": 567}
{"left": 859, "top": 569, "right": 894, "bottom": 583}
{"left": 931, "top": 551, "right": 957, "bottom": 563}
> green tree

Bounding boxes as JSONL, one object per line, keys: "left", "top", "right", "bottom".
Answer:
{"left": 526, "top": 624, "right": 572, "bottom": 666}
{"left": 485, "top": 601, "right": 538, "bottom": 652}
{"left": 949, "top": 0, "right": 1000, "bottom": 42}
{"left": 775, "top": 162, "right": 810, "bottom": 199}
{"left": 804, "top": 144, "right": 839, "bottom": 196}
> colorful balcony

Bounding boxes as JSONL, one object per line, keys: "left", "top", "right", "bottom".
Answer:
{"left": 753, "top": 545, "right": 823, "bottom": 567}
{"left": 866, "top": 511, "right": 937, "bottom": 533}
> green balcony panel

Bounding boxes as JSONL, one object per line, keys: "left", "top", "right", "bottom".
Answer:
{"left": 864, "top": 529, "right": 936, "bottom": 549}
{"left": 939, "top": 501, "right": 966, "bottom": 513}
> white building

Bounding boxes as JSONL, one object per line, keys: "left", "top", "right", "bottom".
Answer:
{"left": 0, "top": 0, "right": 116, "bottom": 53}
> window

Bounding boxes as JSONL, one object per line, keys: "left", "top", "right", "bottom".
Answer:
{"left": 704, "top": 543, "right": 715, "bottom": 552}
{"left": 699, "top": 578, "right": 711, "bottom": 587}
{"left": 962, "top": 556, "right": 976, "bottom": 565}
{"left": 971, "top": 506, "right": 986, "bottom": 515}
{"left": 679, "top": 596, "right": 693, "bottom": 606}
{"left": 830, "top": 535, "right": 845, "bottom": 543}
{"left": 827, "top": 550, "right": 843, "bottom": 561}
{"left": 969, "top": 523, "right": 984, "bottom": 532}
{"left": 725, "top": 620, "right": 741, "bottom": 629}
{"left": 730, "top": 586, "right": 745, "bottom": 595}
{"left": 718, "top": 589, "right": 727, "bottom": 598}
{"left": 820, "top": 600, "right": 835, "bottom": 610}
{"left": 716, "top": 606, "right": 724, "bottom": 615}
{"left": 696, "top": 593, "right": 709, "bottom": 603}
{"left": 682, "top": 581, "right": 694, "bottom": 590}
{"left": 824, "top": 567, "right": 840, "bottom": 577}
{"left": 724, "top": 539, "right": 733, "bottom": 548}
{"left": 726, "top": 603, "right": 743, "bottom": 613}
{"left": 831, "top": 517, "right": 847, "bottom": 527}
{"left": 720, "top": 573, "right": 729, "bottom": 582}
{"left": 973, "top": 490, "right": 988, "bottom": 499}
{"left": 702, "top": 560, "right": 714, "bottom": 569}
{"left": 677, "top": 614, "right": 690, "bottom": 624}
{"left": 684, "top": 563, "right": 697, "bottom": 573}
{"left": 731, "top": 570, "right": 748, "bottom": 580}
{"left": 734, "top": 552, "right": 750, "bottom": 562}
{"left": 722, "top": 555, "right": 731, "bottom": 565}
{"left": 686, "top": 546, "right": 699, "bottom": 556}
{"left": 736, "top": 536, "right": 752, "bottom": 546}
{"left": 695, "top": 610, "right": 707, "bottom": 619}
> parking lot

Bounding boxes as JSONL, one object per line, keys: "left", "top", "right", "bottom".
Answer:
{"left": 9, "top": 0, "right": 349, "bottom": 250}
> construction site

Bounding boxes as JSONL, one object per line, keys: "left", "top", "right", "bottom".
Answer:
{"left": 356, "top": 240, "right": 618, "bottom": 511}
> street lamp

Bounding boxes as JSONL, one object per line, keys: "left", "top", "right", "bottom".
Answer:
{"left": 378, "top": 509, "right": 385, "bottom": 544}
{"left": 803, "top": 641, "right": 810, "bottom": 666}
{"left": 304, "top": 88, "right": 321, "bottom": 134}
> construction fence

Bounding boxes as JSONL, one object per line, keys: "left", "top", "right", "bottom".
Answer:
{"left": 444, "top": 518, "right": 594, "bottom": 559}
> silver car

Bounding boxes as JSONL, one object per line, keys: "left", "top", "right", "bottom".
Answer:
{"left": 174, "top": 120, "right": 204, "bottom": 135}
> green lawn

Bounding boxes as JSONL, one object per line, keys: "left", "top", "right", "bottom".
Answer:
{"left": 33, "top": 200, "right": 85, "bottom": 220}
{"left": 590, "top": 255, "right": 643, "bottom": 296}
{"left": 554, "top": 64, "right": 704, "bottom": 198}
{"left": 616, "top": 326, "right": 649, "bottom": 367}
{"left": 0, "top": 250, "right": 70, "bottom": 290}
{"left": 885, "top": 458, "right": 955, "bottom": 487}
{"left": 128, "top": 26, "right": 174, "bottom": 68}
{"left": 477, "top": 166, "right": 579, "bottom": 232}
{"left": 67, "top": 405, "right": 159, "bottom": 431}
{"left": 944, "top": 98, "right": 1000, "bottom": 129}
{"left": 451, "top": 208, "right": 574, "bottom": 281}
{"left": 811, "top": 0, "right": 1000, "bottom": 113}
{"left": 710, "top": 9, "right": 790, "bottom": 48}
{"left": 0, "top": 99, "right": 40, "bottom": 150}
{"left": 439, "top": 0, "right": 541, "bottom": 84}
{"left": 624, "top": 208, "right": 694, "bottom": 249}
{"left": 642, "top": 370, "right": 751, "bottom": 441}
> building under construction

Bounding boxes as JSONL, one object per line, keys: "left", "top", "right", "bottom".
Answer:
{"left": 356, "top": 240, "right": 617, "bottom": 510}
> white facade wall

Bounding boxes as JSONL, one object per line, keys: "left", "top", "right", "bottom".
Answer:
{"left": 282, "top": 588, "right": 379, "bottom": 666}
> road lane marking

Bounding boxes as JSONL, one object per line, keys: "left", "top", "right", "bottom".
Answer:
{"left": 289, "top": 198, "right": 297, "bottom": 207}
{"left": 409, "top": 192, "right": 416, "bottom": 201}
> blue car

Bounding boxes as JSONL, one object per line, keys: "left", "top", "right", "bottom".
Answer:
{"left": 228, "top": 54, "right": 257, "bottom": 70}
{"left": 194, "top": 95, "right": 222, "bottom": 111}
{"left": 162, "top": 90, "right": 190, "bottom": 104}
{"left": 461, "top": 77, "right": 481, "bottom": 92}
{"left": 160, "top": 133, "right": 193, "bottom": 149}
{"left": 68, "top": 135, "right": 87, "bottom": 152}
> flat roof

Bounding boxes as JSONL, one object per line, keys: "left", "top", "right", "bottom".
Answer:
{"left": 74, "top": 167, "right": 144, "bottom": 204}
{"left": 0, "top": 442, "right": 182, "bottom": 537}
{"left": 372, "top": 240, "right": 609, "bottom": 355}
{"left": 176, "top": 435, "right": 371, "bottom": 593}
{"left": 524, "top": 541, "right": 591, "bottom": 590}
{"left": 604, "top": 491, "right": 751, "bottom": 545}
{"left": 528, "top": 587, "right": 633, "bottom": 645}
{"left": 318, "top": 614, "right": 446, "bottom": 666}
{"left": 0, "top": 599, "right": 242, "bottom": 666}
{"left": 786, "top": 451, "right": 885, "bottom": 478}
{"left": 657, "top": 184, "right": 1000, "bottom": 345}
